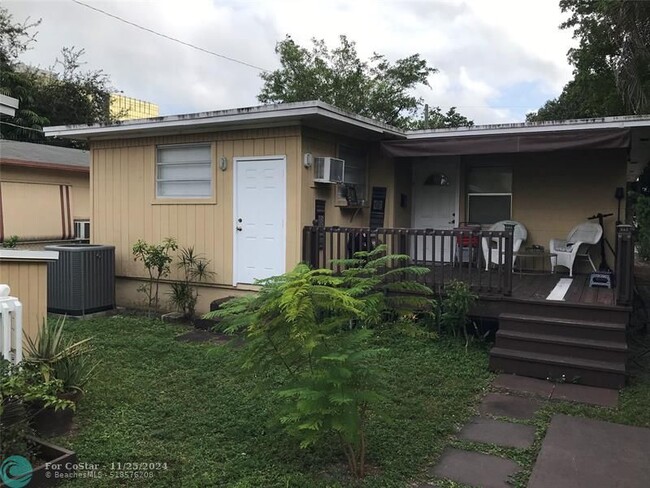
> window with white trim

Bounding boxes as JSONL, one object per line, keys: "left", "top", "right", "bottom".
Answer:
{"left": 466, "top": 166, "right": 512, "bottom": 225}
{"left": 156, "top": 144, "right": 212, "bottom": 198}
{"left": 74, "top": 220, "right": 90, "bottom": 240}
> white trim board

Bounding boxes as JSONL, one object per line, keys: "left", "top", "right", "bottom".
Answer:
{"left": 546, "top": 278, "right": 573, "bottom": 301}
{"left": 0, "top": 250, "right": 59, "bottom": 261}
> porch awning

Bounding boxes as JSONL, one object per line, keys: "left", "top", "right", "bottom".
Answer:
{"left": 380, "top": 128, "right": 631, "bottom": 158}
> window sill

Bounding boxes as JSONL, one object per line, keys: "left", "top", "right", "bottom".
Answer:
{"left": 151, "top": 197, "right": 217, "bottom": 205}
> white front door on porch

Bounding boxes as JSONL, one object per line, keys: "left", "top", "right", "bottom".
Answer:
{"left": 411, "top": 158, "right": 460, "bottom": 262}
{"left": 234, "top": 156, "right": 286, "bottom": 285}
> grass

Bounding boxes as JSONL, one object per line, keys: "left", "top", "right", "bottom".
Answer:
{"left": 53, "top": 316, "right": 493, "bottom": 487}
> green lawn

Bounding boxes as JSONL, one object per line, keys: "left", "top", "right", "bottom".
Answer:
{"left": 54, "top": 316, "right": 493, "bottom": 487}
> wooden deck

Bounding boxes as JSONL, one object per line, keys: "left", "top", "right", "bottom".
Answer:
{"left": 303, "top": 225, "right": 634, "bottom": 388}
{"left": 510, "top": 273, "right": 616, "bottom": 307}
{"left": 419, "top": 265, "right": 619, "bottom": 310}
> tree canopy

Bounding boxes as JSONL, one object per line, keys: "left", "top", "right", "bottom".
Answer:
{"left": 528, "top": 0, "right": 650, "bottom": 122}
{"left": 258, "top": 35, "right": 473, "bottom": 129}
{"left": 0, "top": 7, "right": 115, "bottom": 147}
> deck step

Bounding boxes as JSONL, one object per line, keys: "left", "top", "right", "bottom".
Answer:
{"left": 489, "top": 347, "right": 626, "bottom": 389}
{"left": 495, "top": 330, "right": 628, "bottom": 363}
{"left": 498, "top": 313, "right": 626, "bottom": 342}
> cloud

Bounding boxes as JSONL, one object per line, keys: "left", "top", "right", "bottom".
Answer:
{"left": 4, "top": 0, "right": 576, "bottom": 124}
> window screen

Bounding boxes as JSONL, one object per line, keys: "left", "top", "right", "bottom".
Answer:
{"left": 156, "top": 145, "right": 212, "bottom": 198}
{"left": 467, "top": 167, "right": 512, "bottom": 193}
{"left": 338, "top": 145, "right": 368, "bottom": 201}
{"left": 467, "top": 195, "right": 512, "bottom": 225}
{"left": 467, "top": 166, "right": 512, "bottom": 224}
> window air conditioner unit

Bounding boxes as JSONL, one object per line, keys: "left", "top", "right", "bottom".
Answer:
{"left": 313, "top": 157, "right": 345, "bottom": 184}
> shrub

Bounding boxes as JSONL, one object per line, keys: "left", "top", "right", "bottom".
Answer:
{"left": 635, "top": 195, "right": 650, "bottom": 260}
{"left": 1, "top": 360, "right": 72, "bottom": 458}
{"left": 1, "top": 235, "right": 19, "bottom": 248}
{"left": 169, "top": 247, "right": 214, "bottom": 318}
{"left": 132, "top": 237, "right": 178, "bottom": 312}
{"left": 439, "top": 280, "right": 478, "bottom": 348}
{"left": 24, "top": 318, "right": 99, "bottom": 397}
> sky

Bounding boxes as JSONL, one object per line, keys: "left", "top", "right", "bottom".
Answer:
{"left": 4, "top": 0, "right": 577, "bottom": 125}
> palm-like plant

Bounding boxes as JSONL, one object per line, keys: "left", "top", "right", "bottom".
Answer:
{"left": 24, "top": 318, "right": 99, "bottom": 396}
{"left": 169, "top": 246, "right": 215, "bottom": 318}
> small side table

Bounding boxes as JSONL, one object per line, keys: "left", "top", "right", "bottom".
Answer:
{"left": 514, "top": 250, "right": 557, "bottom": 275}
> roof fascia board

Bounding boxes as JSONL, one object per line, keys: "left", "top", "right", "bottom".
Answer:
{"left": 44, "top": 102, "right": 404, "bottom": 140}
{"left": 406, "top": 119, "right": 650, "bottom": 139}
{"left": 0, "top": 159, "right": 89, "bottom": 172}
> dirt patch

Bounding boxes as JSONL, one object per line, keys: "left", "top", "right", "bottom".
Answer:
{"left": 175, "top": 329, "right": 230, "bottom": 344}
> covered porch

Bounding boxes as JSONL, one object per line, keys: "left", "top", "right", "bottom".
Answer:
{"left": 302, "top": 225, "right": 634, "bottom": 388}
{"left": 301, "top": 225, "right": 634, "bottom": 308}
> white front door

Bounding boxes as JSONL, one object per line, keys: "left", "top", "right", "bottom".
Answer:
{"left": 234, "top": 157, "right": 286, "bottom": 284}
{"left": 411, "top": 158, "right": 460, "bottom": 262}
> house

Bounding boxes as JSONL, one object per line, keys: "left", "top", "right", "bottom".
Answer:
{"left": 0, "top": 140, "right": 90, "bottom": 244}
{"left": 44, "top": 101, "right": 650, "bottom": 388}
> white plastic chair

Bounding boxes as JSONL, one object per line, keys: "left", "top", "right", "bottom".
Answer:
{"left": 549, "top": 222, "right": 602, "bottom": 277}
{"left": 481, "top": 220, "right": 528, "bottom": 270}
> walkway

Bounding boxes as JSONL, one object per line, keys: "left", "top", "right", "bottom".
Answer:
{"left": 419, "top": 374, "right": 650, "bottom": 487}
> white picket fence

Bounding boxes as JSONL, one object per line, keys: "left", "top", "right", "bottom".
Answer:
{"left": 0, "top": 284, "right": 23, "bottom": 365}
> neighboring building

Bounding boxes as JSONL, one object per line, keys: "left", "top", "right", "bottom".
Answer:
{"left": 110, "top": 94, "right": 159, "bottom": 120}
{"left": 0, "top": 140, "right": 90, "bottom": 243}
{"left": 0, "top": 94, "right": 19, "bottom": 117}
{"left": 43, "top": 101, "right": 649, "bottom": 311}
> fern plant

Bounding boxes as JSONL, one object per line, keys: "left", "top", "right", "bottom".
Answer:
{"left": 333, "top": 244, "right": 436, "bottom": 328}
{"left": 278, "top": 328, "right": 385, "bottom": 478}
{"left": 204, "top": 264, "right": 385, "bottom": 478}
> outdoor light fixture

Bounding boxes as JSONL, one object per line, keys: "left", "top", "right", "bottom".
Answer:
{"left": 219, "top": 156, "right": 228, "bottom": 171}
{"left": 303, "top": 152, "right": 313, "bottom": 168}
{"left": 424, "top": 173, "right": 449, "bottom": 186}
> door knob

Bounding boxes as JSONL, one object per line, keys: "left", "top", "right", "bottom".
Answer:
{"left": 236, "top": 226, "right": 243, "bottom": 231}
{"left": 448, "top": 219, "right": 455, "bottom": 224}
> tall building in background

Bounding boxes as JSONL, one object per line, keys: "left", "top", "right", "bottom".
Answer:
{"left": 110, "top": 94, "right": 159, "bottom": 120}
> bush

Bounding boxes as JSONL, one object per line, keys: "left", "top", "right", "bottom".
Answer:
{"left": 168, "top": 247, "right": 214, "bottom": 318}
{"left": 24, "top": 318, "right": 99, "bottom": 397}
{"left": 1, "top": 235, "right": 19, "bottom": 248}
{"left": 439, "top": 280, "right": 478, "bottom": 348}
{"left": 1, "top": 360, "right": 72, "bottom": 459}
{"left": 132, "top": 237, "right": 177, "bottom": 312}
{"left": 635, "top": 195, "right": 650, "bottom": 260}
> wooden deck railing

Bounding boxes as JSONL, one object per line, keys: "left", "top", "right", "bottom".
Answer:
{"left": 302, "top": 226, "right": 514, "bottom": 296}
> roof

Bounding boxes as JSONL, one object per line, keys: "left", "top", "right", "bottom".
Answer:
{"left": 43, "top": 101, "right": 405, "bottom": 141}
{"left": 0, "top": 140, "right": 89, "bottom": 171}
{"left": 408, "top": 114, "right": 650, "bottom": 138}
{"left": 42, "top": 100, "right": 650, "bottom": 142}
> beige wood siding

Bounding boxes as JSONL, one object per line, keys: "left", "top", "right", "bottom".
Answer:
{"left": 511, "top": 150, "right": 627, "bottom": 266}
{"left": 90, "top": 127, "right": 301, "bottom": 287}
{"left": 458, "top": 149, "right": 626, "bottom": 269}
{"left": 301, "top": 129, "right": 397, "bottom": 229}
{"left": 0, "top": 166, "right": 89, "bottom": 240}
{"left": 0, "top": 260, "right": 48, "bottom": 342}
